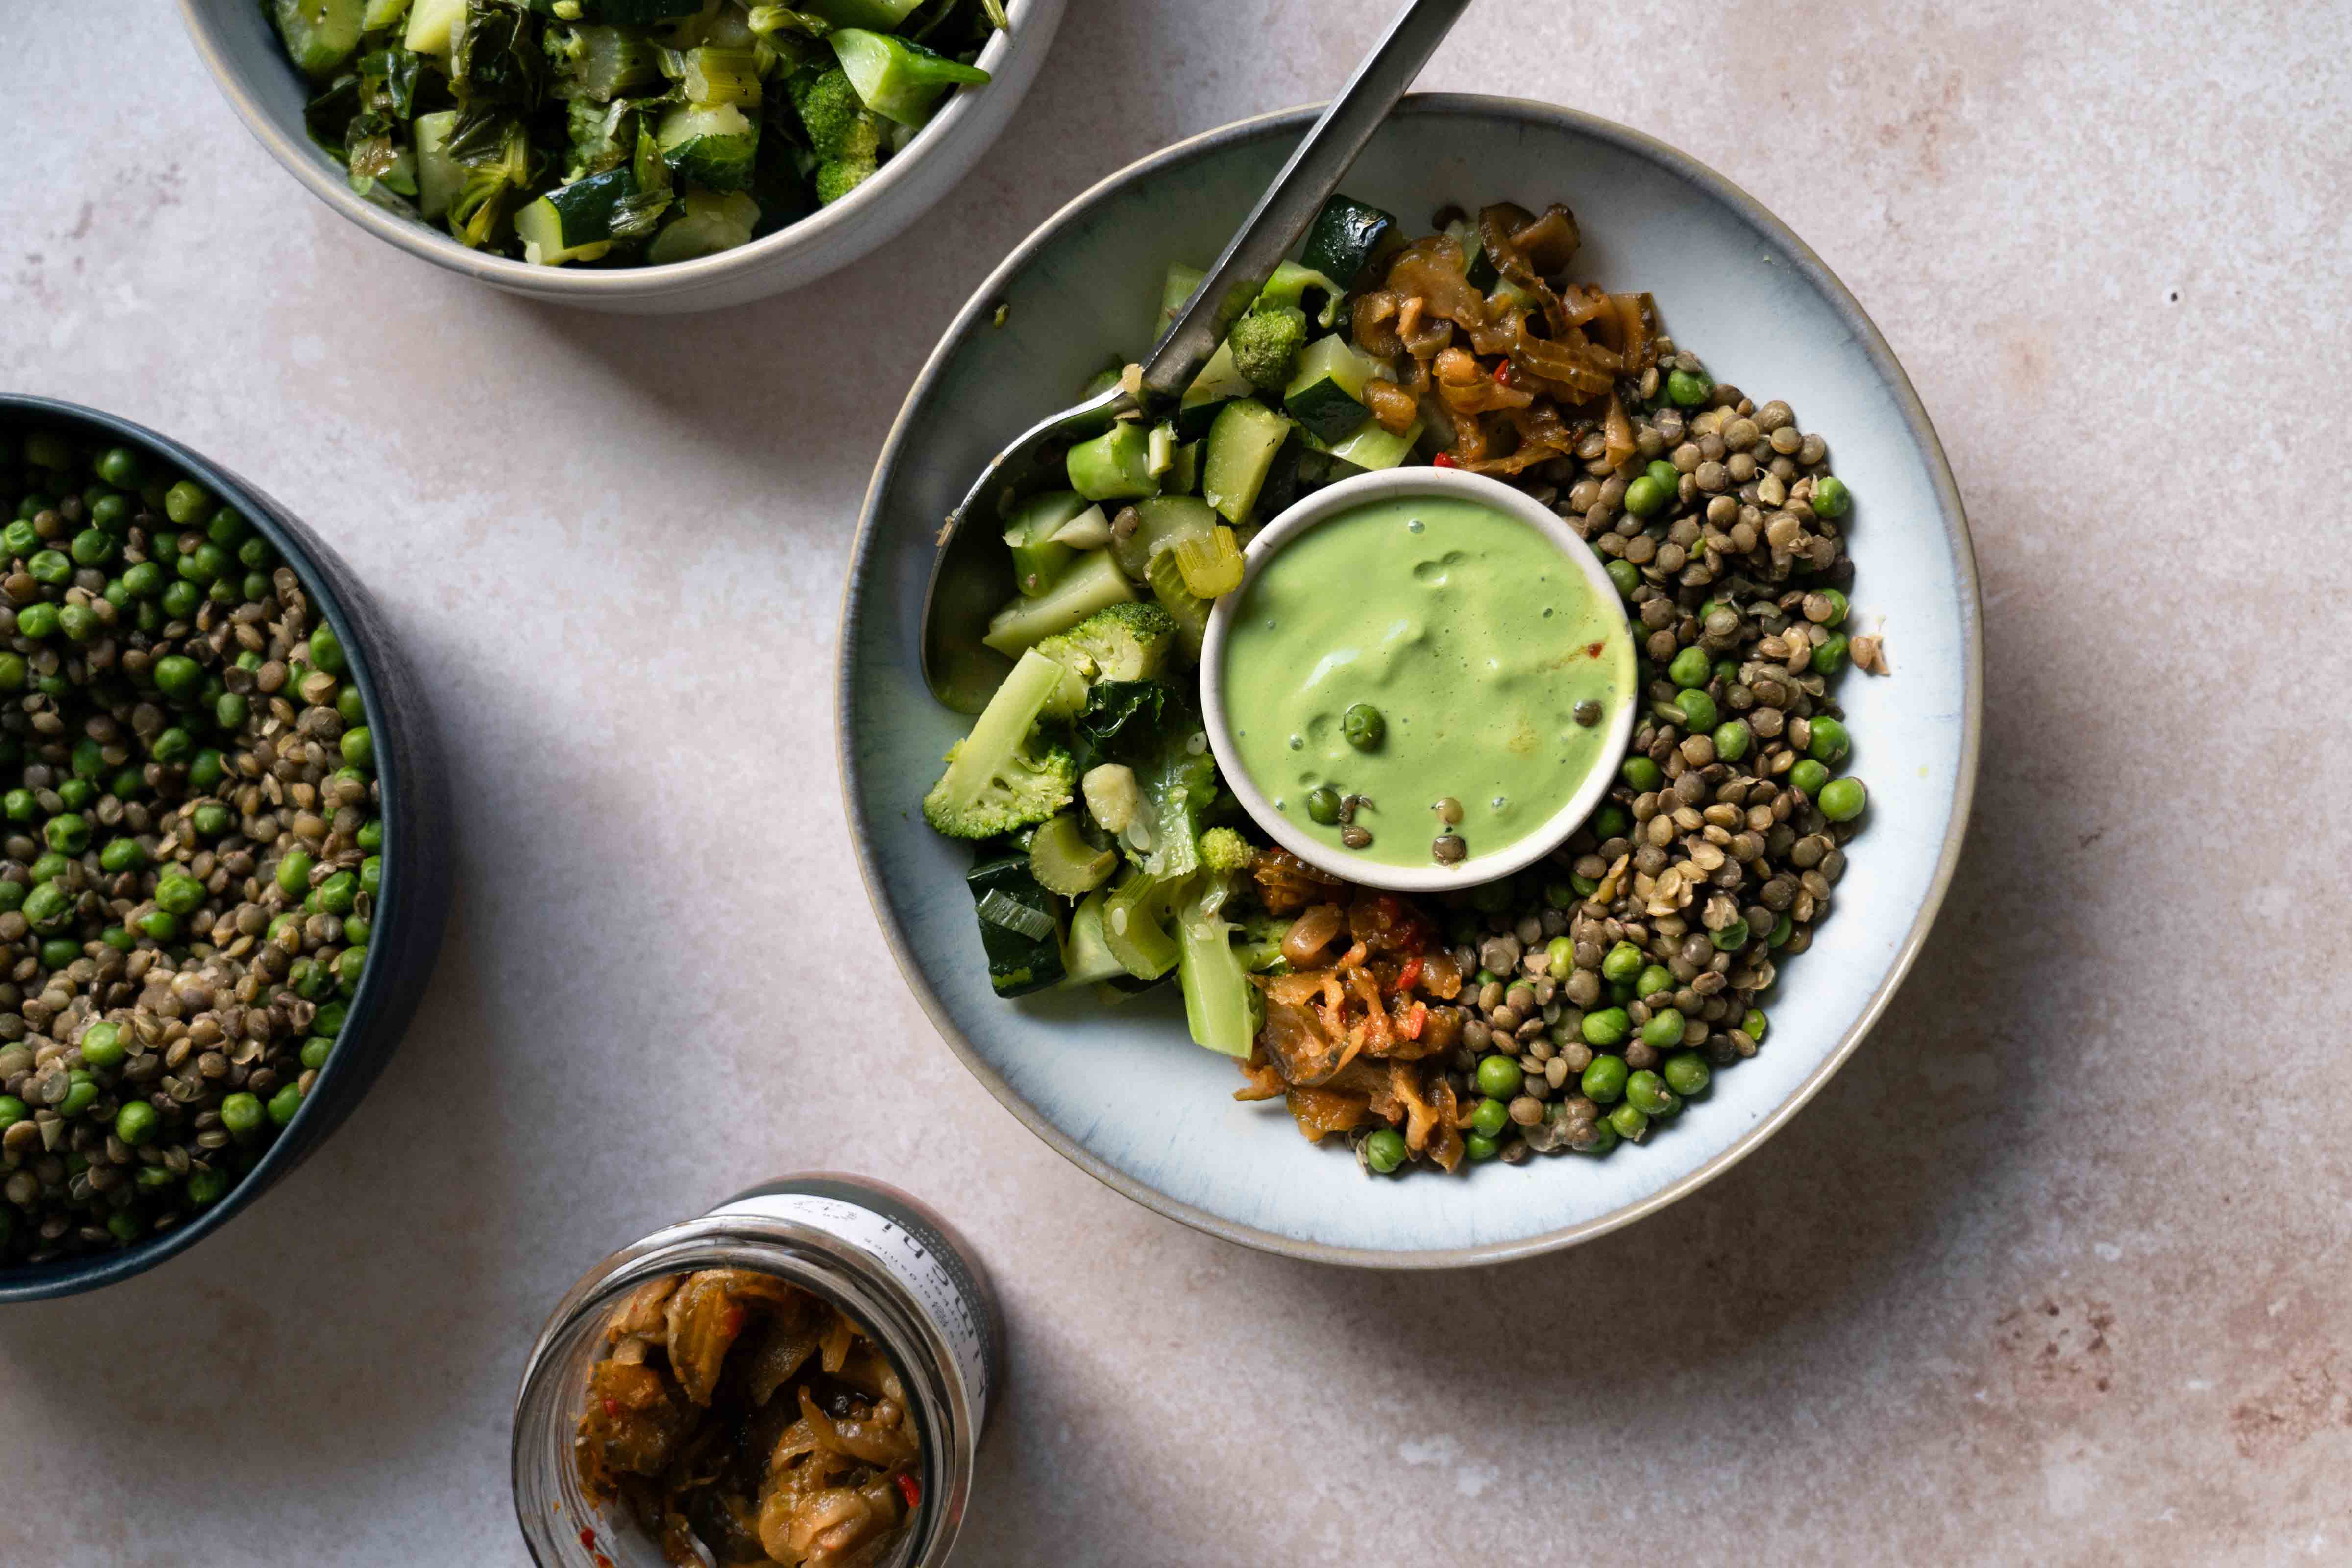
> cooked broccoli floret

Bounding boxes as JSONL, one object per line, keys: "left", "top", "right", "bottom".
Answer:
{"left": 1199, "top": 827, "right": 1255, "bottom": 876}
{"left": 1226, "top": 303, "right": 1307, "bottom": 394}
{"left": 1034, "top": 601, "right": 1179, "bottom": 717}
{"left": 922, "top": 649, "right": 1076, "bottom": 839}
{"left": 791, "top": 66, "right": 883, "bottom": 205}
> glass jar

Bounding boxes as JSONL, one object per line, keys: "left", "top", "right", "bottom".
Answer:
{"left": 511, "top": 1173, "right": 1002, "bottom": 1568}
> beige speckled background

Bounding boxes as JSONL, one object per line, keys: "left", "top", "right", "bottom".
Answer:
{"left": 3, "top": 0, "right": 2349, "bottom": 1561}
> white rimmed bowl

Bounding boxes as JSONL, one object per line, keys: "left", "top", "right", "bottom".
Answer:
{"left": 177, "top": 0, "right": 1065, "bottom": 314}
{"left": 840, "top": 96, "right": 1980, "bottom": 1267}
{"left": 1199, "top": 467, "right": 1636, "bottom": 894}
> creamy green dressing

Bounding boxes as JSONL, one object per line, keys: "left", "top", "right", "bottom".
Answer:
{"left": 1220, "top": 494, "right": 1635, "bottom": 869}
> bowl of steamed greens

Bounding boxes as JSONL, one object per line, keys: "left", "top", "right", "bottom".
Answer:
{"left": 841, "top": 96, "right": 1979, "bottom": 1267}
{"left": 180, "top": 0, "right": 1065, "bottom": 311}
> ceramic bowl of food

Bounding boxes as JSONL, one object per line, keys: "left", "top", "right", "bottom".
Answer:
{"left": 0, "top": 396, "right": 452, "bottom": 1301}
{"left": 177, "top": 0, "right": 1066, "bottom": 314}
{"left": 839, "top": 95, "right": 1979, "bottom": 1267}
{"left": 1200, "top": 466, "right": 1638, "bottom": 895}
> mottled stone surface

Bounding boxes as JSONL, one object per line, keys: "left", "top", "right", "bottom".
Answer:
{"left": 2, "top": 1, "right": 2349, "bottom": 1562}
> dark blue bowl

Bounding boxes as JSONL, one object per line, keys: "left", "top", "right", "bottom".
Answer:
{"left": 0, "top": 396, "right": 451, "bottom": 1301}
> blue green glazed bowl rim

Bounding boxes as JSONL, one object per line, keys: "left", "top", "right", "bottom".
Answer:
{"left": 0, "top": 394, "right": 412, "bottom": 1301}
{"left": 837, "top": 95, "right": 1982, "bottom": 1269}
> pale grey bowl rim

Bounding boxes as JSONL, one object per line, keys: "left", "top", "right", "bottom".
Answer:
{"left": 837, "top": 94, "right": 1982, "bottom": 1270}
{"left": 176, "top": 0, "right": 1044, "bottom": 301}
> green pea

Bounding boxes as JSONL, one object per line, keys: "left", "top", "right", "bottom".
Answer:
{"left": 1813, "top": 632, "right": 1849, "bottom": 675}
{"left": 78, "top": 1022, "right": 125, "bottom": 1071}
{"left": 1710, "top": 916, "right": 1752, "bottom": 952}
{"left": 316, "top": 871, "right": 358, "bottom": 917}
{"left": 30, "top": 851, "right": 68, "bottom": 884}
{"left": 1475, "top": 1055, "right": 1523, "bottom": 1099}
{"left": 0, "top": 880, "right": 23, "bottom": 913}
{"left": 160, "top": 579, "right": 200, "bottom": 620}
{"left": 43, "top": 813, "right": 89, "bottom": 855}
{"left": 1640, "top": 1007, "right": 1685, "bottom": 1051}
{"left": 1622, "top": 474, "right": 1669, "bottom": 518}
{"left": 1675, "top": 688, "right": 1719, "bottom": 733}
{"left": 267, "top": 1082, "right": 304, "bottom": 1127}
{"left": 101, "top": 926, "right": 134, "bottom": 953}
{"left": 1624, "top": 1070, "right": 1679, "bottom": 1118}
{"left": 93, "top": 837, "right": 138, "bottom": 878}
{"left": 1600, "top": 941, "right": 1643, "bottom": 983}
{"left": 1807, "top": 716, "right": 1850, "bottom": 765}
{"left": 1811, "top": 475, "right": 1851, "bottom": 519}
{"left": 238, "top": 536, "right": 271, "bottom": 570}
{"left": 163, "top": 481, "right": 210, "bottom": 524}
{"left": 1646, "top": 459, "right": 1680, "bottom": 493}
{"left": 1363, "top": 1127, "right": 1407, "bottom": 1174}
{"left": 358, "top": 855, "right": 382, "bottom": 898}
{"left": 1742, "top": 1007, "right": 1769, "bottom": 1042}
{"left": 57, "top": 603, "right": 99, "bottom": 643}
{"left": 92, "top": 493, "right": 132, "bottom": 533}
{"left": 205, "top": 506, "right": 249, "bottom": 548}
{"left": 15, "top": 602, "right": 59, "bottom": 640}
{"left": 39, "top": 938, "right": 79, "bottom": 971}
{"left": 1609, "top": 1102, "right": 1652, "bottom": 1141}
{"left": 134, "top": 908, "right": 178, "bottom": 942}
{"left": 1818, "top": 776, "right": 1868, "bottom": 822}
{"left": 355, "top": 819, "right": 383, "bottom": 853}
{"left": 1581, "top": 1006, "right": 1631, "bottom": 1049}
{"left": 95, "top": 446, "right": 144, "bottom": 488}
{"left": 208, "top": 692, "right": 245, "bottom": 731}
{"left": 136, "top": 1164, "right": 176, "bottom": 1191}
{"left": 121, "top": 561, "right": 163, "bottom": 599}
{"left": 188, "top": 749, "right": 225, "bottom": 792}
{"left": 1709, "top": 719, "right": 1751, "bottom": 762}
{"left": 1543, "top": 881, "right": 1576, "bottom": 910}
{"left": 150, "top": 655, "right": 202, "bottom": 702}
{"left": 1544, "top": 936, "right": 1574, "bottom": 976}
{"left": 70, "top": 528, "right": 115, "bottom": 567}
{"left": 1621, "top": 755, "right": 1662, "bottom": 792}
{"left": 0, "top": 520, "right": 37, "bottom": 558}
{"left": 179, "top": 543, "right": 231, "bottom": 585}
{"left": 1788, "top": 759, "right": 1829, "bottom": 798}
{"left": 312, "top": 1000, "right": 348, "bottom": 1036}
{"left": 1464, "top": 1131, "right": 1501, "bottom": 1162}
{"left": 59, "top": 1078, "right": 98, "bottom": 1117}
{"left": 23, "top": 433, "right": 70, "bottom": 469}
{"left": 335, "top": 684, "right": 366, "bottom": 726}
{"left": 1469, "top": 1097, "right": 1512, "bottom": 1139}
{"left": 26, "top": 549, "right": 72, "bottom": 586}
{"left": 105, "top": 1210, "right": 143, "bottom": 1244}
{"left": 113, "top": 1099, "right": 160, "bottom": 1146}
{"left": 1580, "top": 1054, "right": 1630, "bottom": 1103}
{"left": 107, "top": 766, "right": 142, "bottom": 800}
{"left": 1666, "top": 646, "right": 1711, "bottom": 688}
{"left": 273, "top": 849, "right": 313, "bottom": 899}
{"left": 1, "top": 790, "right": 31, "bottom": 824}
{"left": 20, "top": 881, "right": 71, "bottom": 931}
{"left": 1635, "top": 964, "right": 1673, "bottom": 999}
{"left": 1579, "top": 1122, "right": 1620, "bottom": 1157}
{"left": 1663, "top": 1052, "right": 1712, "bottom": 1096}
{"left": 1666, "top": 368, "right": 1713, "bottom": 407}
{"left": 308, "top": 625, "right": 346, "bottom": 676}
{"left": 1342, "top": 703, "right": 1384, "bottom": 750}
{"left": 1814, "top": 588, "right": 1849, "bottom": 626}
{"left": 188, "top": 803, "right": 232, "bottom": 839}
{"left": 0, "top": 1095, "right": 24, "bottom": 1129}
{"left": 1568, "top": 872, "right": 1598, "bottom": 897}
{"left": 220, "top": 1092, "right": 264, "bottom": 1136}
{"left": 1767, "top": 912, "right": 1794, "bottom": 948}
{"left": 186, "top": 1167, "right": 231, "bottom": 1205}
{"left": 155, "top": 873, "right": 207, "bottom": 917}
{"left": 1605, "top": 558, "right": 1640, "bottom": 597}
{"left": 0, "top": 655, "right": 23, "bottom": 696}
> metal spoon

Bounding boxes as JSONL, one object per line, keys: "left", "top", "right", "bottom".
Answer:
{"left": 921, "top": 0, "right": 1473, "bottom": 707}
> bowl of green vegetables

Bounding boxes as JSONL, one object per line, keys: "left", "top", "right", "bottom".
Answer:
{"left": 179, "top": 0, "right": 1064, "bottom": 312}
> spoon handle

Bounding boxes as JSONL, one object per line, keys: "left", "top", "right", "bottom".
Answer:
{"left": 1139, "top": 0, "right": 1471, "bottom": 402}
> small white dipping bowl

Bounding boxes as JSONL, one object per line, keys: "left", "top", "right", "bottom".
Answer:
{"left": 1200, "top": 466, "right": 1636, "bottom": 894}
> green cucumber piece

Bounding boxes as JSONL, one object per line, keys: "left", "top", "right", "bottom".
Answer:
{"left": 413, "top": 109, "right": 463, "bottom": 221}
{"left": 1003, "top": 491, "right": 1090, "bottom": 598}
{"left": 656, "top": 102, "right": 758, "bottom": 193}
{"left": 1177, "top": 340, "right": 1252, "bottom": 440}
{"left": 830, "top": 28, "right": 989, "bottom": 128}
{"left": 1066, "top": 421, "right": 1159, "bottom": 502}
{"left": 1060, "top": 888, "right": 1127, "bottom": 987}
{"left": 644, "top": 187, "right": 759, "bottom": 263}
{"left": 1110, "top": 495, "right": 1217, "bottom": 582}
{"left": 1158, "top": 261, "right": 1205, "bottom": 340}
{"left": 1325, "top": 416, "right": 1424, "bottom": 473}
{"left": 1202, "top": 399, "right": 1293, "bottom": 526}
{"left": 1281, "top": 336, "right": 1389, "bottom": 442}
{"left": 514, "top": 166, "right": 636, "bottom": 265}
{"left": 1301, "top": 194, "right": 1396, "bottom": 290}
{"left": 967, "top": 855, "right": 1064, "bottom": 997}
{"left": 1167, "top": 440, "right": 1201, "bottom": 498}
{"left": 982, "top": 550, "right": 1134, "bottom": 657}
{"left": 403, "top": 0, "right": 463, "bottom": 54}
{"left": 272, "top": 0, "right": 365, "bottom": 77}
{"left": 1029, "top": 814, "right": 1116, "bottom": 898}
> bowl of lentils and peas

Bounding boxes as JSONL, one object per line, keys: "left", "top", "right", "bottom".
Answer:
{"left": 0, "top": 396, "right": 450, "bottom": 1301}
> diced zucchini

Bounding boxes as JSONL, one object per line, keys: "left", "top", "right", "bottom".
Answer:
{"left": 644, "top": 187, "right": 760, "bottom": 263}
{"left": 1066, "top": 421, "right": 1158, "bottom": 502}
{"left": 1003, "top": 491, "right": 1090, "bottom": 598}
{"left": 656, "top": 101, "right": 758, "bottom": 193}
{"left": 982, "top": 550, "right": 1134, "bottom": 657}
{"left": 273, "top": 0, "right": 365, "bottom": 76}
{"left": 413, "top": 109, "right": 463, "bottom": 221}
{"left": 1202, "top": 399, "right": 1294, "bottom": 527}
{"left": 514, "top": 166, "right": 636, "bottom": 266}
{"left": 1060, "top": 888, "right": 1127, "bottom": 988}
{"left": 830, "top": 28, "right": 989, "bottom": 128}
{"left": 404, "top": 0, "right": 464, "bottom": 54}
{"left": 1282, "top": 336, "right": 1390, "bottom": 443}
{"left": 1301, "top": 193, "right": 1396, "bottom": 290}
{"left": 1178, "top": 340, "right": 1252, "bottom": 440}
{"left": 564, "top": 24, "right": 664, "bottom": 99}
{"left": 1050, "top": 505, "right": 1112, "bottom": 549}
{"left": 1030, "top": 815, "right": 1116, "bottom": 899}
{"left": 681, "top": 45, "right": 762, "bottom": 107}
{"left": 1144, "top": 551, "right": 1209, "bottom": 662}
{"left": 1446, "top": 216, "right": 1500, "bottom": 291}
{"left": 1167, "top": 440, "right": 1200, "bottom": 498}
{"left": 801, "top": 0, "right": 923, "bottom": 26}
{"left": 1325, "top": 416, "right": 1424, "bottom": 474}
{"left": 966, "top": 855, "right": 1064, "bottom": 998}
{"left": 362, "top": 0, "right": 412, "bottom": 29}
{"left": 1157, "top": 261, "right": 1205, "bottom": 340}
{"left": 1110, "top": 494, "right": 1217, "bottom": 581}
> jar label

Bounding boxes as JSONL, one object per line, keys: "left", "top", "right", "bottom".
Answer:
{"left": 710, "top": 1191, "right": 992, "bottom": 1417}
